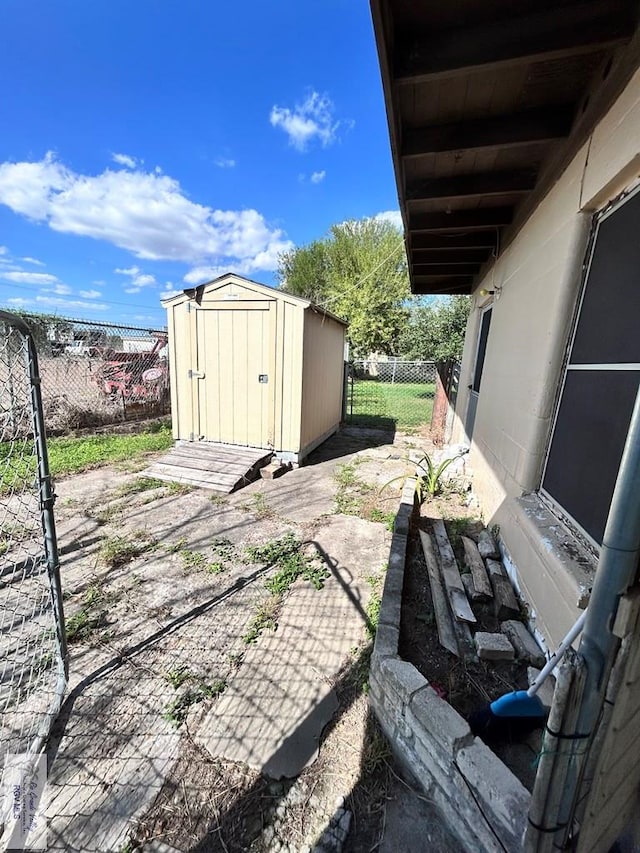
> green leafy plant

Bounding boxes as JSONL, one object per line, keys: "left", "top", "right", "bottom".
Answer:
{"left": 382, "top": 452, "right": 464, "bottom": 502}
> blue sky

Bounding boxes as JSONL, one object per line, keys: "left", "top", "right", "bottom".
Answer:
{"left": 0, "top": 0, "right": 401, "bottom": 328}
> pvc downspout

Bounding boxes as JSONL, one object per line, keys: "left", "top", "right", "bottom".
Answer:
{"left": 557, "top": 384, "right": 640, "bottom": 844}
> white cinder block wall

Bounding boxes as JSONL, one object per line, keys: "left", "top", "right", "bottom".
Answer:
{"left": 452, "top": 67, "right": 640, "bottom": 648}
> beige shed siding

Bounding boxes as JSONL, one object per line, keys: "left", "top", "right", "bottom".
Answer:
{"left": 167, "top": 300, "right": 194, "bottom": 440}
{"left": 299, "top": 311, "right": 345, "bottom": 452}
{"left": 164, "top": 275, "right": 344, "bottom": 459}
{"left": 451, "top": 68, "right": 640, "bottom": 648}
{"left": 274, "top": 300, "right": 304, "bottom": 453}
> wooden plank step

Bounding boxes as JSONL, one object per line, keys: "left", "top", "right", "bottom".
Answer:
{"left": 165, "top": 449, "right": 263, "bottom": 474}
{"left": 142, "top": 470, "right": 228, "bottom": 493}
{"left": 461, "top": 536, "right": 493, "bottom": 601}
{"left": 144, "top": 462, "right": 239, "bottom": 487}
{"left": 431, "top": 519, "right": 477, "bottom": 624}
{"left": 419, "top": 530, "right": 459, "bottom": 657}
{"left": 175, "top": 441, "right": 269, "bottom": 462}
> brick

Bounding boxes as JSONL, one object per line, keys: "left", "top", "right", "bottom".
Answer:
{"left": 387, "top": 532, "right": 407, "bottom": 573}
{"left": 372, "top": 622, "right": 399, "bottom": 660}
{"left": 408, "top": 685, "right": 472, "bottom": 753}
{"left": 502, "top": 620, "right": 545, "bottom": 667}
{"left": 456, "top": 738, "right": 531, "bottom": 851}
{"left": 475, "top": 632, "right": 515, "bottom": 661}
{"left": 259, "top": 461, "right": 287, "bottom": 480}
{"left": 381, "top": 561, "right": 404, "bottom": 601}
{"left": 379, "top": 657, "right": 430, "bottom": 706}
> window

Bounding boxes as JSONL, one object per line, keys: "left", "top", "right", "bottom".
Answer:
{"left": 541, "top": 187, "right": 640, "bottom": 547}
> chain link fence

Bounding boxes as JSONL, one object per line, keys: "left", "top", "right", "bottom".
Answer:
{"left": 345, "top": 358, "right": 436, "bottom": 432}
{"left": 1, "top": 312, "right": 67, "bottom": 780}
{"left": 10, "top": 314, "right": 170, "bottom": 436}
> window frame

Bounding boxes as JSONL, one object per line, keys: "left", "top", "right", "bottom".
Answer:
{"left": 539, "top": 182, "right": 640, "bottom": 552}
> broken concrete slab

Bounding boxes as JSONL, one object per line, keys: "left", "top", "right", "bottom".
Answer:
{"left": 196, "top": 514, "right": 388, "bottom": 779}
{"left": 486, "top": 559, "right": 520, "bottom": 620}
{"left": 502, "top": 620, "right": 546, "bottom": 667}
{"left": 475, "top": 632, "right": 515, "bottom": 661}
{"left": 477, "top": 530, "right": 499, "bottom": 560}
{"left": 461, "top": 536, "right": 492, "bottom": 600}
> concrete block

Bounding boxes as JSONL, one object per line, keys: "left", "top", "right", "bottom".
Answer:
{"left": 408, "top": 686, "right": 472, "bottom": 753}
{"left": 260, "top": 460, "right": 287, "bottom": 480}
{"left": 478, "top": 530, "right": 499, "bottom": 559}
{"left": 377, "top": 590, "right": 401, "bottom": 629}
{"left": 382, "top": 560, "right": 404, "bottom": 601}
{"left": 387, "top": 532, "right": 408, "bottom": 574}
{"left": 393, "top": 506, "right": 411, "bottom": 536}
{"left": 379, "top": 657, "right": 430, "bottom": 706}
{"left": 502, "top": 620, "right": 545, "bottom": 667}
{"left": 373, "top": 622, "right": 399, "bottom": 660}
{"left": 475, "top": 632, "right": 515, "bottom": 661}
{"left": 456, "top": 738, "right": 530, "bottom": 851}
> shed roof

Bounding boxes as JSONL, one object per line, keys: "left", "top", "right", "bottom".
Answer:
{"left": 160, "top": 272, "right": 348, "bottom": 326}
{"left": 370, "top": 0, "right": 640, "bottom": 294}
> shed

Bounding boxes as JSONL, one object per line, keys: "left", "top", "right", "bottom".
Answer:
{"left": 162, "top": 273, "right": 347, "bottom": 464}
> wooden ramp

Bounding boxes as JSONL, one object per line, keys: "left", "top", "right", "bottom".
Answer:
{"left": 142, "top": 442, "right": 272, "bottom": 493}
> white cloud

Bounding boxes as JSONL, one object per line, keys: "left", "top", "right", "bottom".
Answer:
{"left": 35, "top": 295, "right": 109, "bottom": 312}
{"left": 7, "top": 296, "right": 28, "bottom": 306}
{"left": 160, "top": 282, "right": 182, "bottom": 300}
{"left": 0, "top": 152, "right": 292, "bottom": 272}
{"left": 270, "top": 91, "right": 343, "bottom": 151}
{"left": 310, "top": 170, "right": 326, "bottom": 184}
{"left": 0, "top": 270, "right": 60, "bottom": 285}
{"left": 215, "top": 157, "right": 236, "bottom": 169}
{"left": 21, "top": 256, "right": 44, "bottom": 266}
{"left": 0, "top": 246, "right": 7, "bottom": 255}
{"left": 114, "top": 265, "right": 157, "bottom": 290}
{"left": 373, "top": 210, "right": 403, "bottom": 230}
{"left": 79, "top": 289, "right": 102, "bottom": 298}
{"left": 46, "top": 283, "right": 71, "bottom": 296}
{"left": 112, "top": 152, "right": 138, "bottom": 169}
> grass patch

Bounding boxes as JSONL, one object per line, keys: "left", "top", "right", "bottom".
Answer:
{"left": 365, "top": 570, "right": 384, "bottom": 639}
{"left": 180, "top": 538, "right": 236, "bottom": 574}
{"left": 99, "top": 533, "right": 155, "bottom": 568}
{"left": 246, "top": 532, "right": 328, "bottom": 593}
{"left": 65, "top": 583, "right": 108, "bottom": 644}
{"left": 348, "top": 379, "right": 434, "bottom": 432}
{"left": 242, "top": 596, "right": 280, "bottom": 644}
{"left": 368, "top": 508, "right": 396, "bottom": 530}
{"left": 0, "top": 427, "right": 174, "bottom": 493}
{"left": 115, "top": 476, "right": 165, "bottom": 497}
{"left": 242, "top": 492, "right": 274, "bottom": 519}
{"left": 163, "top": 677, "right": 227, "bottom": 727}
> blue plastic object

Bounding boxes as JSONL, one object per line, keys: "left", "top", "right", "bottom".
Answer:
{"left": 491, "top": 690, "right": 546, "bottom": 718}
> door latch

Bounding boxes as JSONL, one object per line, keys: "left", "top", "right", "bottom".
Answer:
{"left": 258, "top": 374, "right": 269, "bottom": 384}
{"left": 188, "top": 370, "right": 205, "bottom": 379}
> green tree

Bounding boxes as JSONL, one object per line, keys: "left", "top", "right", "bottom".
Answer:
{"left": 277, "top": 218, "right": 411, "bottom": 356}
{"left": 398, "top": 296, "right": 470, "bottom": 362}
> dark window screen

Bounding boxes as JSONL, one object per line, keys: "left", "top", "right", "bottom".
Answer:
{"left": 542, "top": 370, "right": 639, "bottom": 544}
{"left": 571, "top": 189, "right": 640, "bottom": 365}
{"left": 543, "top": 188, "right": 640, "bottom": 545}
{"left": 472, "top": 308, "right": 492, "bottom": 393}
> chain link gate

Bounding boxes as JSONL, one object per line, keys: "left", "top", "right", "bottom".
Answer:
{"left": 0, "top": 312, "right": 68, "bottom": 774}
{"left": 345, "top": 359, "right": 437, "bottom": 432}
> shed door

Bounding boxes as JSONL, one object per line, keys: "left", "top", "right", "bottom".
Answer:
{"left": 193, "top": 303, "right": 276, "bottom": 448}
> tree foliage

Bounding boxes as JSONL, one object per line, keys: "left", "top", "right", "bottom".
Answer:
{"left": 277, "top": 218, "right": 411, "bottom": 356}
{"left": 397, "top": 296, "right": 470, "bottom": 362}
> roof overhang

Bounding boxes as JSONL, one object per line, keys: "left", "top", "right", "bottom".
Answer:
{"left": 371, "top": 0, "right": 640, "bottom": 294}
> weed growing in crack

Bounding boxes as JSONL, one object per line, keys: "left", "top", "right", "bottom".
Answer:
{"left": 65, "top": 584, "right": 108, "bottom": 644}
{"left": 242, "top": 492, "right": 274, "bottom": 519}
{"left": 246, "top": 532, "right": 329, "bottom": 593}
{"left": 165, "top": 536, "right": 188, "bottom": 554}
{"left": 242, "top": 596, "right": 280, "bottom": 644}
{"left": 180, "top": 549, "right": 207, "bottom": 572}
{"left": 115, "top": 476, "right": 165, "bottom": 497}
{"left": 163, "top": 673, "right": 227, "bottom": 727}
{"left": 99, "top": 534, "right": 155, "bottom": 568}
